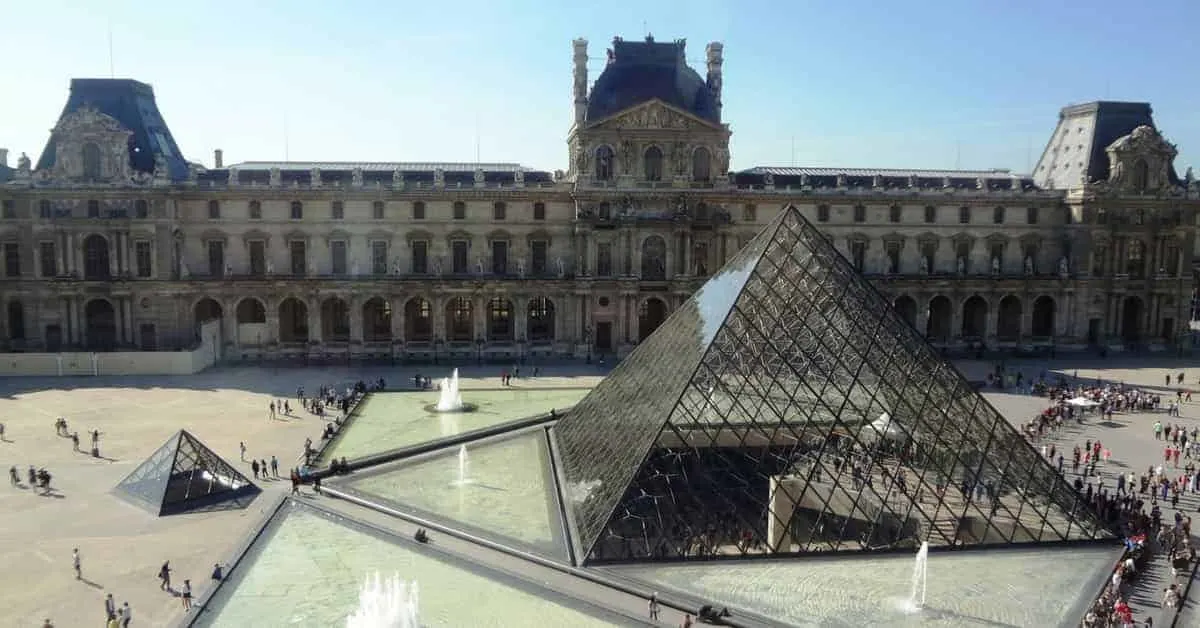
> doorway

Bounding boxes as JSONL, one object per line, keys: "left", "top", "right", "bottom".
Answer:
{"left": 595, "top": 321, "right": 613, "bottom": 352}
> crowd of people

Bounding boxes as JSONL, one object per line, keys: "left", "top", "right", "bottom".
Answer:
{"left": 1007, "top": 369, "right": 1197, "bottom": 628}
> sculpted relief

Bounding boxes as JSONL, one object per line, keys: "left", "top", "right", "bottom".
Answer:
{"left": 1105, "top": 125, "right": 1178, "bottom": 193}
{"left": 47, "top": 105, "right": 134, "bottom": 182}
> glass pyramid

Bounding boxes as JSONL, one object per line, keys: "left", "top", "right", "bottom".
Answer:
{"left": 553, "top": 205, "right": 1115, "bottom": 564}
{"left": 115, "top": 430, "right": 259, "bottom": 516}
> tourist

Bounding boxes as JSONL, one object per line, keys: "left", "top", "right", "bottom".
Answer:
{"left": 73, "top": 548, "right": 81, "bottom": 580}
{"left": 269, "top": 401, "right": 275, "bottom": 420}
{"left": 181, "top": 579, "right": 192, "bottom": 610}
{"left": 212, "top": 563, "right": 223, "bottom": 581}
{"left": 159, "top": 561, "right": 171, "bottom": 590}
{"left": 121, "top": 602, "right": 131, "bottom": 627}
{"left": 239, "top": 441, "right": 247, "bottom": 461}
{"left": 648, "top": 593, "right": 660, "bottom": 620}
{"left": 104, "top": 593, "right": 116, "bottom": 621}
{"left": 251, "top": 459, "right": 260, "bottom": 479}
{"left": 270, "top": 455, "right": 279, "bottom": 478}
{"left": 8, "top": 466, "right": 16, "bottom": 486}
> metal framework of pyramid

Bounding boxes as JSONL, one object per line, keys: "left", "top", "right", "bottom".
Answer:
{"left": 553, "top": 205, "right": 1116, "bottom": 564}
{"left": 115, "top": 430, "right": 259, "bottom": 516}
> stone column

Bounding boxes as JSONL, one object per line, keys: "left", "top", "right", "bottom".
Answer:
{"left": 307, "top": 299, "right": 322, "bottom": 344}
{"left": 514, "top": 297, "right": 528, "bottom": 341}
{"left": 108, "top": 233, "right": 119, "bottom": 277}
{"left": 72, "top": 298, "right": 84, "bottom": 345}
{"left": 985, "top": 298, "right": 998, "bottom": 342}
{"left": 432, "top": 296, "right": 446, "bottom": 341}
{"left": 391, "top": 296, "right": 405, "bottom": 342}
{"left": 473, "top": 294, "right": 486, "bottom": 341}
{"left": 624, "top": 230, "right": 634, "bottom": 276}
{"left": 348, "top": 296, "right": 364, "bottom": 343}
{"left": 616, "top": 294, "right": 628, "bottom": 346}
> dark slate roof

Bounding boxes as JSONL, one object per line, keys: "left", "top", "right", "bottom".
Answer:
{"left": 734, "top": 166, "right": 1036, "bottom": 191}
{"left": 586, "top": 36, "right": 719, "bottom": 124}
{"left": 36, "top": 79, "right": 190, "bottom": 181}
{"left": 200, "top": 161, "right": 556, "bottom": 186}
{"left": 1032, "top": 101, "right": 1180, "bottom": 189}
{"left": 0, "top": 164, "right": 11, "bottom": 184}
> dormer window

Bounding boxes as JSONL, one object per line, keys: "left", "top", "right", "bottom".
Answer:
{"left": 82, "top": 143, "right": 102, "bottom": 179}
{"left": 1132, "top": 159, "right": 1149, "bottom": 192}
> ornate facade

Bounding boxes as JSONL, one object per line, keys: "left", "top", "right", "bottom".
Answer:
{"left": 1, "top": 36, "right": 1198, "bottom": 363}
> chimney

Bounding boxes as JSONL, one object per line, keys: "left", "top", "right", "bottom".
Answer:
{"left": 572, "top": 39, "right": 589, "bottom": 125}
{"left": 706, "top": 42, "right": 724, "bottom": 121}
{"left": 214, "top": 149, "right": 224, "bottom": 169}
{"left": 0, "top": 148, "right": 7, "bottom": 168}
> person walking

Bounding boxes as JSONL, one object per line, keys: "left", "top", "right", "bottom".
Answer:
{"left": 181, "top": 580, "right": 193, "bottom": 611}
{"left": 121, "top": 602, "right": 131, "bottom": 627}
{"left": 158, "top": 561, "right": 172, "bottom": 591}
{"left": 72, "top": 548, "right": 81, "bottom": 580}
{"left": 239, "top": 441, "right": 247, "bottom": 461}
{"left": 104, "top": 593, "right": 116, "bottom": 621}
{"left": 648, "top": 593, "right": 660, "bottom": 620}
{"left": 270, "top": 455, "right": 279, "bottom": 478}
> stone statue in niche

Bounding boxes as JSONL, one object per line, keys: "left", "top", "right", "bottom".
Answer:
{"left": 476, "top": 257, "right": 485, "bottom": 275}
{"left": 763, "top": 173, "right": 775, "bottom": 186}
{"left": 474, "top": 168, "right": 485, "bottom": 185}
{"left": 266, "top": 260, "right": 275, "bottom": 275}
{"left": 908, "top": 174, "right": 919, "bottom": 188}
{"left": 1024, "top": 256, "right": 1033, "bottom": 275}
{"left": 976, "top": 177, "right": 986, "bottom": 190}
{"left": 991, "top": 257, "right": 1001, "bottom": 275}
{"left": 351, "top": 260, "right": 359, "bottom": 276}
{"left": 513, "top": 169, "right": 524, "bottom": 184}
{"left": 836, "top": 174, "right": 847, "bottom": 188}
{"left": 392, "top": 258, "right": 402, "bottom": 275}
{"left": 919, "top": 256, "right": 929, "bottom": 275}
{"left": 225, "top": 263, "right": 233, "bottom": 278}
{"left": 671, "top": 142, "right": 687, "bottom": 176}
{"left": 517, "top": 259, "right": 526, "bottom": 278}
{"left": 392, "top": 168, "right": 403, "bottom": 186}
{"left": 714, "top": 147, "right": 729, "bottom": 175}
{"left": 269, "top": 168, "right": 282, "bottom": 186}
{"left": 573, "top": 144, "right": 588, "bottom": 174}
{"left": 1058, "top": 257, "right": 1069, "bottom": 277}
{"left": 180, "top": 262, "right": 190, "bottom": 279}
{"left": 432, "top": 258, "right": 443, "bottom": 277}
{"left": 310, "top": 168, "right": 321, "bottom": 186}
{"left": 956, "top": 256, "right": 966, "bottom": 275}
{"left": 619, "top": 141, "right": 635, "bottom": 175}
{"left": 433, "top": 168, "right": 445, "bottom": 186}
{"left": 352, "top": 168, "right": 364, "bottom": 187}
{"left": 555, "top": 257, "right": 566, "bottom": 278}
{"left": 16, "top": 152, "right": 31, "bottom": 173}
{"left": 309, "top": 262, "right": 317, "bottom": 276}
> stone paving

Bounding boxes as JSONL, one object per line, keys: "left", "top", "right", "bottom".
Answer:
{"left": 0, "top": 356, "right": 1195, "bottom": 627}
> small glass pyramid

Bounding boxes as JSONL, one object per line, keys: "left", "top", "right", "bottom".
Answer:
{"left": 553, "top": 205, "right": 1115, "bottom": 564}
{"left": 115, "top": 430, "right": 259, "bottom": 516}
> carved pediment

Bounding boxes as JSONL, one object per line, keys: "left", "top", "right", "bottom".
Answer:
{"left": 48, "top": 106, "right": 135, "bottom": 182}
{"left": 588, "top": 99, "right": 721, "bottom": 132}
{"left": 1106, "top": 125, "right": 1178, "bottom": 192}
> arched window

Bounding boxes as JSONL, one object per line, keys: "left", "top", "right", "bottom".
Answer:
{"left": 594, "top": 146, "right": 614, "bottom": 181}
{"left": 643, "top": 146, "right": 663, "bottom": 182}
{"left": 641, "top": 236, "right": 667, "bottom": 280}
{"left": 1131, "top": 159, "right": 1149, "bottom": 192}
{"left": 691, "top": 147, "right": 711, "bottom": 182}
{"left": 82, "top": 143, "right": 102, "bottom": 179}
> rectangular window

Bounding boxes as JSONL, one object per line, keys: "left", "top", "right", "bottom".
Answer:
{"left": 87, "top": 200, "right": 101, "bottom": 218}
{"left": 371, "top": 241, "right": 388, "bottom": 275}
{"left": 207, "top": 240, "right": 225, "bottom": 277}
{"left": 531, "top": 240, "right": 548, "bottom": 276}
{"left": 1026, "top": 206, "right": 1039, "bottom": 224}
{"left": 135, "top": 199, "right": 149, "bottom": 219}
{"left": 135, "top": 241, "right": 152, "bottom": 278}
{"left": 1, "top": 200, "right": 14, "bottom": 219}
{"left": 693, "top": 241, "right": 710, "bottom": 276}
{"left": 208, "top": 200, "right": 221, "bottom": 219}
{"left": 742, "top": 204, "right": 757, "bottom": 222}
{"left": 493, "top": 202, "right": 506, "bottom": 221}
{"left": 451, "top": 241, "right": 469, "bottom": 274}
{"left": 373, "top": 201, "right": 386, "bottom": 220}
{"left": 491, "top": 240, "right": 508, "bottom": 275}
{"left": 249, "top": 241, "right": 266, "bottom": 276}
{"left": 411, "top": 240, "right": 428, "bottom": 274}
{"left": 3, "top": 242, "right": 20, "bottom": 277}
{"left": 993, "top": 206, "right": 1005, "bottom": 224}
{"left": 924, "top": 206, "right": 936, "bottom": 223}
{"left": 290, "top": 201, "right": 303, "bottom": 220}
{"left": 453, "top": 202, "right": 466, "bottom": 220}
{"left": 411, "top": 201, "right": 424, "bottom": 220}
{"left": 249, "top": 200, "right": 262, "bottom": 220}
{"left": 331, "top": 200, "right": 345, "bottom": 220}
{"left": 533, "top": 202, "right": 546, "bottom": 221}
{"left": 596, "top": 243, "right": 613, "bottom": 277}
{"left": 816, "top": 205, "right": 829, "bottom": 222}
{"left": 39, "top": 200, "right": 52, "bottom": 219}
{"left": 853, "top": 205, "right": 866, "bottom": 223}
{"left": 290, "top": 240, "right": 307, "bottom": 275}
{"left": 886, "top": 242, "right": 900, "bottom": 274}
{"left": 850, "top": 241, "right": 866, "bottom": 272}
{"left": 330, "top": 241, "right": 348, "bottom": 275}
{"left": 958, "top": 206, "right": 970, "bottom": 224}
{"left": 39, "top": 242, "right": 57, "bottom": 277}
{"left": 888, "top": 204, "right": 901, "bottom": 223}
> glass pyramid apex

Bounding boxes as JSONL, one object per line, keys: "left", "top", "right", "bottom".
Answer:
{"left": 553, "top": 205, "right": 1116, "bottom": 564}
{"left": 115, "top": 430, "right": 259, "bottom": 516}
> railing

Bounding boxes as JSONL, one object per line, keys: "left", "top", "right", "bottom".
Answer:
{"left": 190, "top": 180, "right": 560, "bottom": 191}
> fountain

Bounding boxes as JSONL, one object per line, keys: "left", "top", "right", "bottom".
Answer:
{"left": 345, "top": 572, "right": 420, "bottom": 628}
{"left": 435, "top": 369, "right": 464, "bottom": 412}
{"left": 453, "top": 444, "right": 472, "bottom": 486}
{"left": 904, "top": 541, "right": 929, "bottom": 612}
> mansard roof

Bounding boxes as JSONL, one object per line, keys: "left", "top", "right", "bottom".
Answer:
{"left": 1032, "top": 101, "right": 1181, "bottom": 190}
{"left": 586, "top": 35, "right": 720, "bottom": 125}
{"left": 734, "top": 166, "right": 1038, "bottom": 191}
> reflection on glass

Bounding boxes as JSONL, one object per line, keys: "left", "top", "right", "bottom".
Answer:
{"left": 555, "top": 207, "right": 1114, "bottom": 564}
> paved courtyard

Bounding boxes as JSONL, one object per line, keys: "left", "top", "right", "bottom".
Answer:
{"left": 0, "top": 356, "right": 1195, "bottom": 626}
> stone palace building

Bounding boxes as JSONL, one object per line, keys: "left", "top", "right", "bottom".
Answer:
{"left": 0, "top": 35, "right": 1198, "bottom": 363}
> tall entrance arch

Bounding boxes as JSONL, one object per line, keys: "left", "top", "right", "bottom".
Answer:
{"left": 1122, "top": 296, "right": 1143, "bottom": 344}
{"left": 85, "top": 299, "right": 117, "bottom": 350}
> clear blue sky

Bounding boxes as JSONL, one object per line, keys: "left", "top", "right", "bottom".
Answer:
{"left": 3, "top": 0, "right": 1198, "bottom": 174}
